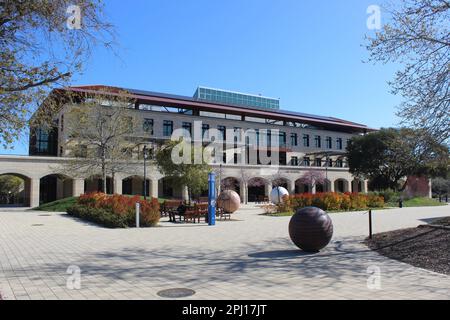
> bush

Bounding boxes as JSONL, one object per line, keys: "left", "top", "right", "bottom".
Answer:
{"left": 69, "top": 192, "right": 160, "bottom": 228}
{"left": 289, "top": 192, "right": 384, "bottom": 212}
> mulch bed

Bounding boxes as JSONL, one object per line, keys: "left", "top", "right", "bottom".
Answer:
{"left": 365, "top": 217, "right": 450, "bottom": 275}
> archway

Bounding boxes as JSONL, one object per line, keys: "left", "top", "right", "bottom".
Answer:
{"left": 334, "top": 179, "right": 350, "bottom": 193}
{"left": 272, "top": 177, "right": 288, "bottom": 189}
{"left": 0, "top": 173, "right": 29, "bottom": 207}
{"left": 158, "top": 177, "right": 184, "bottom": 199}
{"left": 247, "top": 177, "right": 266, "bottom": 202}
{"left": 221, "top": 177, "right": 240, "bottom": 196}
{"left": 122, "top": 175, "right": 150, "bottom": 197}
{"left": 84, "top": 175, "right": 114, "bottom": 194}
{"left": 39, "top": 174, "right": 74, "bottom": 204}
{"left": 351, "top": 179, "right": 363, "bottom": 193}
{"left": 294, "top": 179, "right": 310, "bottom": 194}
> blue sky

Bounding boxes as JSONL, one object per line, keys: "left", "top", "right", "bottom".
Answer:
{"left": 4, "top": 0, "right": 403, "bottom": 155}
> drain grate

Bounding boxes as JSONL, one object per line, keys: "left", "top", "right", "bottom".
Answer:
{"left": 157, "top": 288, "right": 195, "bottom": 298}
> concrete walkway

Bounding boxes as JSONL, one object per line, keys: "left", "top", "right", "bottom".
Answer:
{"left": 0, "top": 205, "right": 449, "bottom": 300}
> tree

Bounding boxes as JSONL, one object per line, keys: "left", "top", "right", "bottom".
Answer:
{"left": 366, "top": 0, "right": 449, "bottom": 142}
{"left": 155, "top": 140, "right": 211, "bottom": 202}
{"left": 432, "top": 176, "right": 450, "bottom": 196}
{"left": 0, "top": 0, "right": 114, "bottom": 147}
{"left": 0, "top": 175, "right": 23, "bottom": 204}
{"left": 61, "top": 89, "right": 137, "bottom": 193}
{"left": 347, "top": 127, "right": 449, "bottom": 191}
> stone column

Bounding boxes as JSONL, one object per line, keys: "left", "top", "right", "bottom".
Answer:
{"left": 311, "top": 183, "right": 317, "bottom": 195}
{"left": 56, "top": 178, "right": 64, "bottom": 200}
{"left": 72, "top": 179, "right": 85, "bottom": 197}
{"left": 113, "top": 177, "right": 122, "bottom": 195}
{"left": 240, "top": 180, "right": 246, "bottom": 203}
{"left": 287, "top": 180, "right": 295, "bottom": 195}
{"left": 150, "top": 179, "right": 159, "bottom": 199}
{"left": 363, "top": 180, "right": 369, "bottom": 193}
{"left": 329, "top": 180, "right": 335, "bottom": 192}
{"left": 428, "top": 179, "right": 432, "bottom": 199}
{"left": 265, "top": 181, "right": 273, "bottom": 198}
{"left": 182, "top": 185, "right": 189, "bottom": 202}
{"left": 29, "top": 178, "right": 40, "bottom": 208}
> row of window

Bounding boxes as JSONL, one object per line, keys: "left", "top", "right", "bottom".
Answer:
{"left": 143, "top": 118, "right": 348, "bottom": 150}
{"left": 290, "top": 157, "right": 346, "bottom": 168}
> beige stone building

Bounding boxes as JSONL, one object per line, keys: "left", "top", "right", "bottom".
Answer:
{"left": 0, "top": 85, "right": 375, "bottom": 207}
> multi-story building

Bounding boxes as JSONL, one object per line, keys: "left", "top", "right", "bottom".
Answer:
{"left": 0, "top": 85, "right": 375, "bottom": 207}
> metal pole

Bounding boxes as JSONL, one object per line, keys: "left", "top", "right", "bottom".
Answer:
{"left": 143, "top": 146, "right": 147, "bottom": 200}
{"left": 135, "top": 202, "right": 140, "bottom": 228}
{"left": 368, "top": 209, "right": 372, "bottom": 239}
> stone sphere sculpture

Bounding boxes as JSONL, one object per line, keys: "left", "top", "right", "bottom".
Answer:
{"left": 217, "top": 190, "right": 241, "bottom": 213}
{"left": 288, "top": 206, "right": 333, "bottom": 252}
{"left": 270, "top": 187, "right": 289, "bottom": 204}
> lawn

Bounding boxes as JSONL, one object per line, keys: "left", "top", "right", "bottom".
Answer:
{"left": 387, "top": 197, "right": 446, "bottom": 208}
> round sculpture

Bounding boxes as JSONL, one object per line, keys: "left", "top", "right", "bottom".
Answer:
{"left": 288, "top": 206, "right": 333, "bottom": 252}
{"left": 270, "top": 187, "right": 289, "bottom": 204}
{"left": 217, "top": 190, "right": 241, "bottom": 213}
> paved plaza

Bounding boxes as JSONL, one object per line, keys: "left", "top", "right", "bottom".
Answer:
{"left": 0, "top": 205, "right": 449, "bottom": 300}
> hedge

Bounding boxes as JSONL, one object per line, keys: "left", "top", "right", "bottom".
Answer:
{"left": 67, "top": 192, "right": 160, "bottom": 228}
{"left": 288, "top": 192, "right": 384, "bottom": 212}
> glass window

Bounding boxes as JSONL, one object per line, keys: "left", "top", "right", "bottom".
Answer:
{"left": 326, "top": 136, "right": 332, "bottom": 149}
{"left": 303, "top": 134, "right": 310, "bottom": 147}
{"left": 163, "top": 120, "right": 173, "bottom": 137}
{"left": 336, "top": 138, "right": 343, "bottom": 150}
{"left": 143, "top": 118, "right": 154, "bottom": 135}
{"left": 315, "top": 158, "right": 322, "bottom": 167}
{"left": 218, "top": 125, "right": 226, "bottom": 141}
{"left": 182, "top": 122, "right": 192, "bottom": 137}
{"left": 279, "top": 131, "right": 286, "bottom": 147}
{"left": 291, "top": 156, "right": 298, "bottom": 166}
{"left": 202, "top": 124, "right": 210, "bottom": 140}
{"left": 314, "top": 135, "right": 321, "bottom": 148}
{"left": 290, "top": 133, "right": 298, "bottom": 146}
{"left": 303, "top": 157, "right": 311, "bottom": 166}
{"left": 336, "top": 159, "right": 343, "bottom": 168}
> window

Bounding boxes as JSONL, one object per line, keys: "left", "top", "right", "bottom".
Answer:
{"left": 325, "top": 158, "right": 333, "bottom": 167}
{"left": 314, "top": 135, "right": 321, "bottom": 148}
{"left": 182, "top": 122, "right": 192, "bottom": 137}
{"left": 234, "top": 127, "right": 241, "bottom": 142}
{"left": 60, "top": 114, "right": 64, "bottom": 132}
{"left": 303, "top": 134, "right": 310, "bottom": 147}
{"left": 336, "top": 138, "right": 343, "bottom": 150}
{"left": 267, "top": 129, "right": 272, "bottom": 147}
{"left": 143, "top": 118, "right": 154, "bottom": 135}
{"left": 303, "top": 157, "right": 311, "bottom": 166}
{"left": 315, "top": 158, "right": 322, "bottom": 167}
{"left": 326, "top": 136, "right": 332, "bottom": 149}
{"left": 163, "top": 120, "right": 173, "bottom": 136}
{"left": 218, "top": 125, "right": 226, "bottom": 141}
{"left": 202, "top": 124, "right": 210, "bottom": 140}
{"left": 290, "top": 133, "right": 298, "bottom": 146}
{"left": 291, "top": 156, "right": 298, "bottom": 166}
{"left": 336, "top": 159, "right": 343, "bottom": 168}
{"left": 279, "top": 131, "right": 286, "bottom": 147}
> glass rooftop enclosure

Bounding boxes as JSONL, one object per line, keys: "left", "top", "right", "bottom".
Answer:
{"left": 194, "top": 86, "right": 280, "bottom": 110}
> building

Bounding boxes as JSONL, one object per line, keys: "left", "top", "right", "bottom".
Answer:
{"left": 0, "top": 85, "right": 375, "bottom": 207}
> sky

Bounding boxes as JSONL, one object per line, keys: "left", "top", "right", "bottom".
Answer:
{"left": 3, "top": 0, "right": 403, "bottom": 155}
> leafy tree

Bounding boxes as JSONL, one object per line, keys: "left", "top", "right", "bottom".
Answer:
{"left": 0, "top": 175, "right": 23, "bottom": 204}
{"left": 366, "top": 0, "right": 449, "bottom": 142}
{"left": 155, "top": 140, "right": 211, "bottom": 202}
{"left": 347, "top": 128, "right": 449, "bottom": 191}
{"left": 432, "top": 176, "right": 450, "bottom": 196}
{"left": 0, "top": 0, "right": 114, "bottom": 147}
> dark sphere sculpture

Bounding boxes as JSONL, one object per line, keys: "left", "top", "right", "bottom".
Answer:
{"left": 288, "top": 206, "right": 333, "bottom": 252}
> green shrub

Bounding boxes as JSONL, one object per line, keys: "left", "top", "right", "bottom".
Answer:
{"left": 67, "top": 204, "right": 129, "bottom": 228}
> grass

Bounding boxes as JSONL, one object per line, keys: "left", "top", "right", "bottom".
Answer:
{"left": 386, "top": 197, "right": 446, "bottom": 208}
{"left": 34, "top": 195, "right": 169, "bottom": 212}
{"left": 34, "top": 197, "right": 78, "bottom": 212}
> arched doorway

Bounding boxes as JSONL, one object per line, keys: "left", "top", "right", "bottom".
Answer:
{"left": 221, "top": 177, "right": 240, "bottom": 195}
{"left": 84, "top": 175, "right": 114, "bottom": 194}
{"left": 122, "top": 175, "right": 150, "bottom": 197}
{"left": 247, "top": 177, "right": 266, "bottom": 202}
{"left": 39, "top": 174, "right": 74, "bottom": 204}
{"left": 295, "top": 179, "right": 310, "bottom": 194}
{"left": 334, "top": 179, "right": 349, "bottom": 193}
{"left": 0, "top": 173, "right": 29, "bottom": 207}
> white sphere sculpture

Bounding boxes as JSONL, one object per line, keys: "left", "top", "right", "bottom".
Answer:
{"left": 270, "top": 187, "right": 289, "bottom": 204}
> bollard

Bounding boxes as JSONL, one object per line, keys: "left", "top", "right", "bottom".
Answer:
{"left": 135, "top": 202, "right": 140, "bottom": 228}
{"left": 368, "top": 209, "right": 372, "bottom": 239}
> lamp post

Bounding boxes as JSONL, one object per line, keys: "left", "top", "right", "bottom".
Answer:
{"left": 143, "top": 145, "right": 149, "bottom": 200}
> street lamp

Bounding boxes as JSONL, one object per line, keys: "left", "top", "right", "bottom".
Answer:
{"left": 143, "top": 145, "right": 149, "bottom": 200}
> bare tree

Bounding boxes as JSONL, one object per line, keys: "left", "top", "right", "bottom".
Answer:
{"left": 366, "top": 0, "right": 449, "bottom": 142}
{"left": 296, "top": 169, "right": 326, "bottom": 193}
{"left": 61, "top": 89, "right": 138, "bottom": 193}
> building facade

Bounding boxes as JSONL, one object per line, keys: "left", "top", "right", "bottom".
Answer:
{"left": 0, "top": 85, "right": 375, "bottom": 207}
